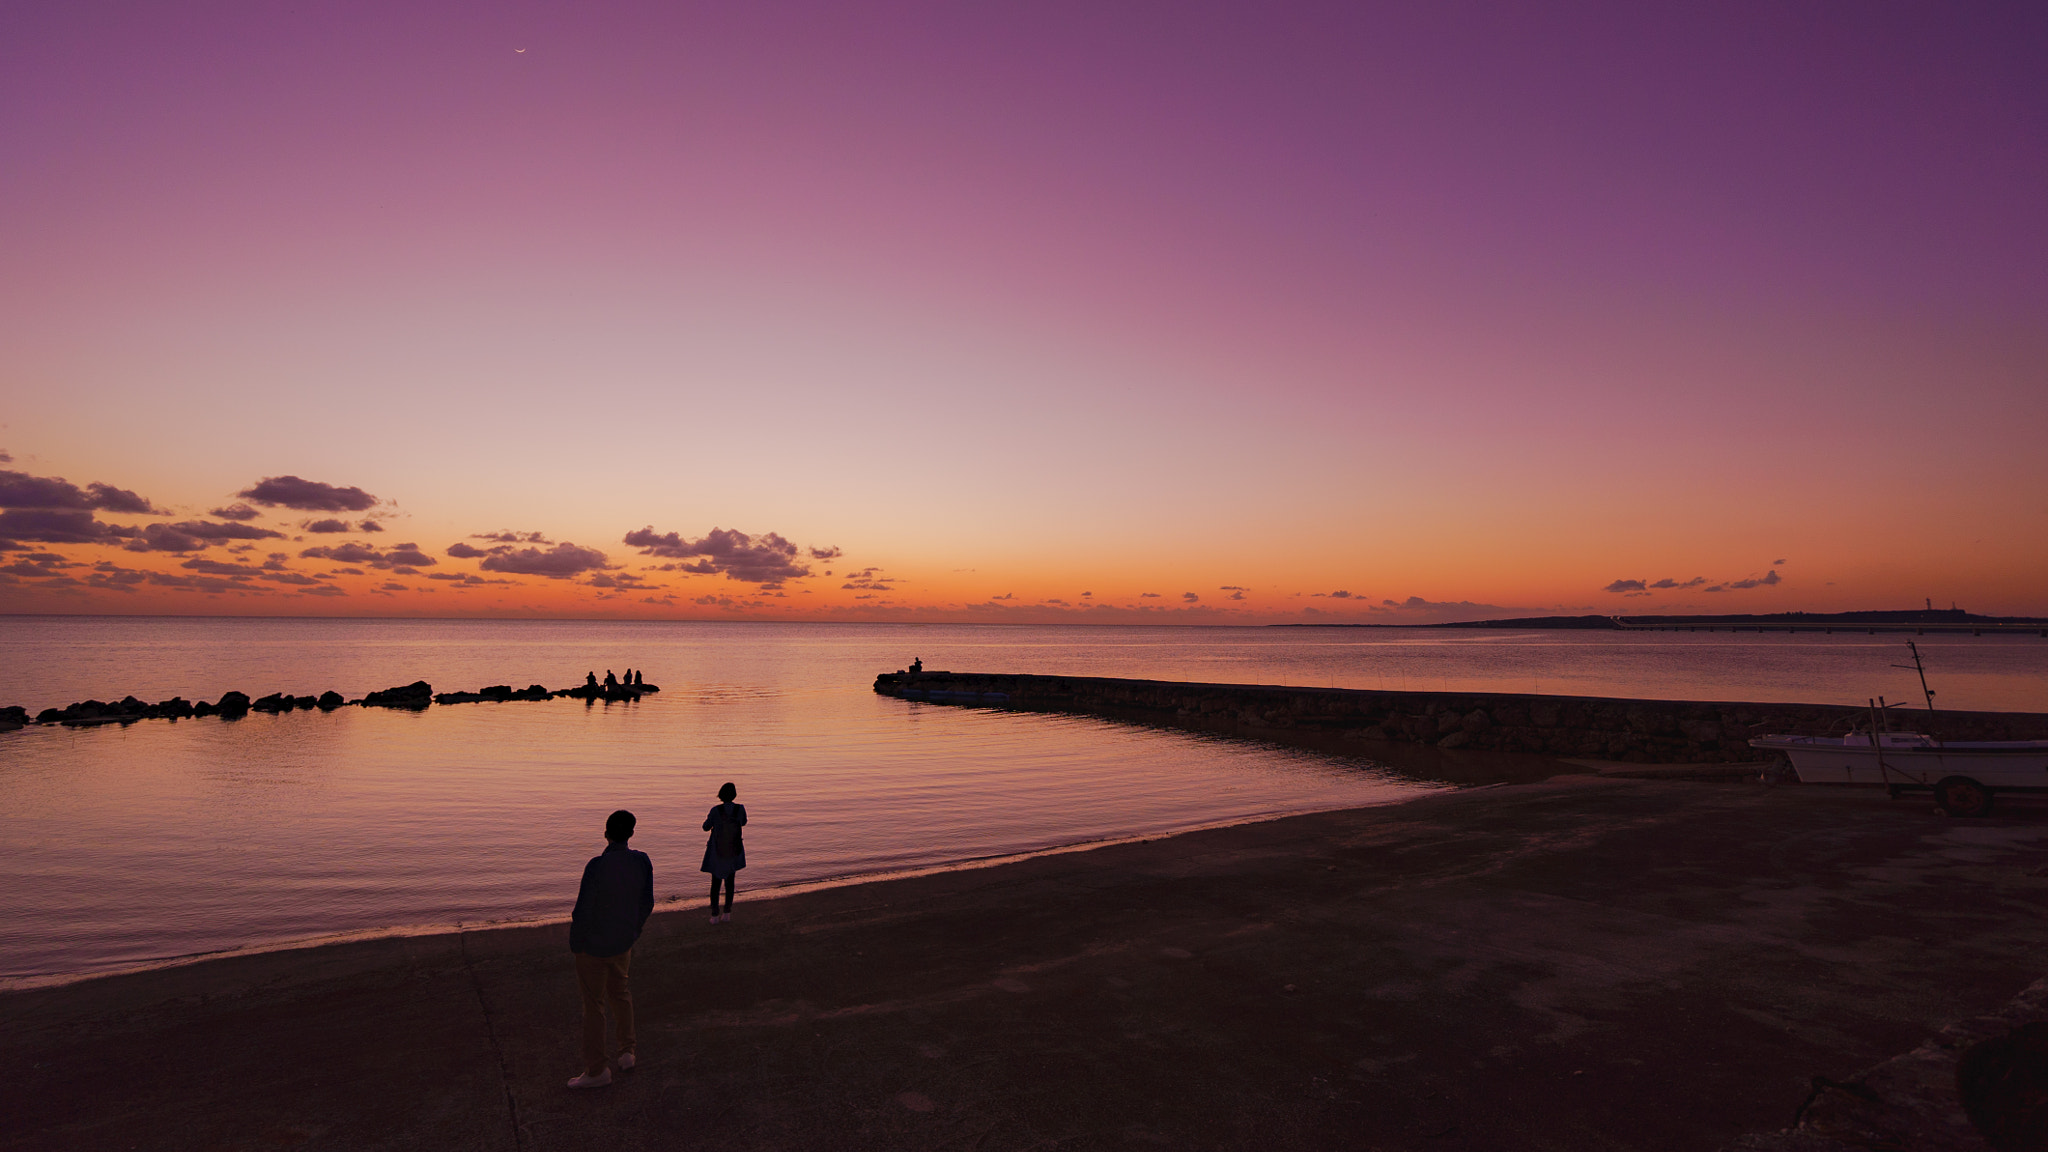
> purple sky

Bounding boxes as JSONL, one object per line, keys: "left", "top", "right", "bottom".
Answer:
{"left": 2, "top": 3, "right": 2043, "bottom": 619}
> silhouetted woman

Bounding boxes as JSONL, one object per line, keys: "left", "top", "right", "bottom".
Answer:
{"left": 702, "top": 782, "right": 747, "bottom": 923}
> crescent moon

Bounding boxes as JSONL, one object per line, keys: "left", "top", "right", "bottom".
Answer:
{"left": 515, "top": 48, "right": 527, "bottom": 53}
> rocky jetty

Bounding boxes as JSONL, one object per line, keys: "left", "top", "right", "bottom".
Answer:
{"left": 559, "top": 682, "right": 658, "bottom": 702}
{"left": 875, "top": 671, "right": 2048, "bottom": 764}
{"left": 360, "top": 681, "right": 433, "bottom": 709}
{"left": 432, "top": 684, "right": 551, "bottom": 705}
{"left": 3, "top": 673, "right": 663, "bottom": 732}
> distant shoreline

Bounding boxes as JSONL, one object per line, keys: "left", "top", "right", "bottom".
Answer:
{"left": 1272, "top": 608, "right": 2048, "bottom": 631}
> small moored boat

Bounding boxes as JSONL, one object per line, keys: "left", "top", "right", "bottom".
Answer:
{"left": 1747, "top": 731, "right": 2048, "bottom": 816}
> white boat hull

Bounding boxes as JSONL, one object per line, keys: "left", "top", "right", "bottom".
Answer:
{"left": 1750, "top": 737, "right": 2048, "bottom": 790}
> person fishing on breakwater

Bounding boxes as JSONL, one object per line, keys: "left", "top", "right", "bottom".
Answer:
{"left": 566, "top": 809, "right": 654, "bottom": 1089}
{"left": 703, "top": 782, "right": 747, "bottom": 923}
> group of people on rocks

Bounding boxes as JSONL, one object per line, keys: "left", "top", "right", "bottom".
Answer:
{"left": 583, "top": 669, "right": 645, "bottom": 691}
{"left": 564, "top": 782, "right": 748, "bottom": 1089}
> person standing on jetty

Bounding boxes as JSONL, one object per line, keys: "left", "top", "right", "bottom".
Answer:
{"left": 703, "top": 782, "right": 747, "bottom": 923}
{"left": 566, "top": 809, "right": 653, "bottom": 1089}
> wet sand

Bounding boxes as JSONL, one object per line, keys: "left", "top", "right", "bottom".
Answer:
{"left": 6, "top": 776, "right": 2048, "bottom": 1151}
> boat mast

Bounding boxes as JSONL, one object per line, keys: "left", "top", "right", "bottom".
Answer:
{"left": 1892, "top": 641, "right": 1937, "bottom": 715}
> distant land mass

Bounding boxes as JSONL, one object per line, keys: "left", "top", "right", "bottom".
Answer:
{"left": 1274, "top": 608, "right": 2048, "bottom": 631}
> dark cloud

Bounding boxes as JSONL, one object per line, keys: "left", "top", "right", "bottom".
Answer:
{"left": 808, "top": 545, "right": 843, "bottom": 561}
{"left": 587, "top": 572, "right": 650, "bottom": 589}
{"left": 304, "top": 519, "right": 352, "bottom": 533}
{"left": 1603, "top": 579, "right": 1648, "bottom": 593}
{"left": 0, "top": 449, "right": 9, "bottom": 463}
{"left": 238, "top": 475, "right": 378, "bottom": 512}
{"left": 0, "top": 508, "right": 128, "bottom": 544}
{"left": 0, "top": 468, "right": 163, "bottom": 514}
{"left": 623, "top": 526, "right": 812, "bottom": 584}
{"left": 991, "top": 592, "right": 1014, "bottom": 600}
{"left": 1140, "top": 592, "right": 1161, "bottom": 598}
{"left": 85, "top": 483, "right": 159, "bottom": 514}
{"left": 299, "top": 541, "right": 437, "bottom": 569}
{"left": 425, "top": 572, "right": 509, "bottom": 586}
{"left": 1182, "top": 592, "right": 1200, "bottom": 602}
{"left": 360, "top": 519, "right": 384, "bottom": 533}
{"left": 1310, "top": 590, "right": 1356, "bottom": 599}
{"left": 0, "top": 554, "right": 75, "bottom": 578}
{"left": 261, "top": 571, "right": 325, "bottom": 586}
{"left": 445, "top": 542, "right": 487, "bottom": 558}
{"left": 209, "top": 503, "right": 262, "bottom": 521}
{"left": 841, "top": 565, "right": 893, "bottom": 591}
{"left": 180, "top": 558, "right": 263, "bottom": 576}
{"left": 473, "top": 530, "right": 550, "bottom": 544}
{"left": 478, "top": 542, "right": 610, "bottom": 578}
{"left": 122, "top": 520, "right": 285, "bottom": 552}
{"left": 1648, "top": 577, "right": 1707, "bottom": 589}
{"left": 1727, "top": 570, "right": 1782, "bottom": 589}
{"left": 1773, "top": 559, "right": 1787, "bottom": 566}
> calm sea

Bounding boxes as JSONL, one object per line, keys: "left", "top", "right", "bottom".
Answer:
{"left": 3, "top": 617, "right": 2044, "bottom": 986}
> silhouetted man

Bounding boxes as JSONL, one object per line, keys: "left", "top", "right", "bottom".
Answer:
{"left": 603, "top": 670, "right": 617, "bottom": 690}
{"left": 567, "top": 809, "right": 654, "bottom": 1088}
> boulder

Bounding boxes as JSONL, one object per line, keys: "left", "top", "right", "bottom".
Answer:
{"left": 155, "top": 697, "right": 194, "bottom": 719}
{"left": 479, "top": 685, "right": 514, "bottom": 701}
{"left": 293, "top": 695, "right": 319, "bottom": 710}
{"left": 516, "top": 684, "right": 551, "bottom": 700}
{"left": 252, "top": 693, "right": 292, "bottom": 713}
{"left": 316, "top": 691, "right": 346, "bottom": 710}
{"left": 192, "top": 700, "right": 217, "bottom": 718}
{"left": 215, "top": 692, "right": 251, "bottom": 718}
{"left": 362, "top": 681, "right": 432, "bottom": 709}
{"left": 0, "top": 705, "right": 28, "bottom": 726}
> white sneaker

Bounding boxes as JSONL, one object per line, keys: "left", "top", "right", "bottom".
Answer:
{"left": 616, "top": 1052, "right": 637, "bottom": 1072}
{"left": 566, "top": 1069, "right": 612, "bottom": 1089}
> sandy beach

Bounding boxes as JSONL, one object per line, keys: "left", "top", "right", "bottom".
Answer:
{"left": 7, "top": 774, "right": 2047, "bottom": 1151}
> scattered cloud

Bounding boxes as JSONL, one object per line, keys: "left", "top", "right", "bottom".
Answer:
{"left": 0, "top": 508, "right": 128, "bottom": 544}
{"left": 238, "top": 475, "right": 378, "bottom": 512}
{"left": 1774, "top": 558, "right": 1787, "bottom": 565}
{"left": 84, "top": 483, "right": 159, "bottom": 514}
{"left": 623, "top": 526, "right": 812, "bottom": 584}
{"left": 1310, "top": 589, "right": 1356, "bottom": 599}
{"left": 446, "top": 542, "right": 487, "bottom": 558}
{"left": 1, "top": 469, "right": 162, "bottom": 514}
{"left": 359, "top": 518, "right": 384, "bottom": 533}
{"left": 1141, "top": 592, "right": 1161, "bottom": 598}
{"left": 303, "top": 519, "right": 353, "bottom": 533}
{"left": 209, "top": 503, "right": 262, "bottom": 521}
{"left": 840, "top": 566, "right": 893, "bottom": 591}
{"left": 1727, "top": 570, "right": 1782, "bottom": 589}
{"left": 808, "top": 545, "right": 843, "bottom": 560}
{"left": 299, "top": 541, "right": 438, "bottom": 569}
{"left": 473, "top": 530, "right": 550, "bottom": 544}
{"left": 1603, "top": 578, "right": 1648, "bottom": 593}
{"left": 478, "top": 541, "right": 610, "bottom": 578}
{"left": 1648, "top": 577, "right": 1707, "bottom": 589}
{"left": 1182, "top": 592, "right": 1200, "bottom": 602}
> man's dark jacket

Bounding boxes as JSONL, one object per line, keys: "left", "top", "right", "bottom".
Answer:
{"left": 570, "top": 843, "right": 654, "bottom": 957}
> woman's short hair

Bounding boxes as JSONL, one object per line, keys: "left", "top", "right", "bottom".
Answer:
{"left": 605, "top": 809, "right": 636, "bottom": 841}
{"left": 718, "top": 781, "right": 737, "bottom": 802}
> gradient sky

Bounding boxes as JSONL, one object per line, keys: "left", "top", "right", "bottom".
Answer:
{"left": 3, "top": 2, "right": 2044, "bottom": 622}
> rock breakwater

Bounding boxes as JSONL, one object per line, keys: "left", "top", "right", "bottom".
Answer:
{"left": 874, "top": 672, "right": 2048, "bottom": 764}
{"left": 3, "top": 677, "right": 660, "bottom": 731}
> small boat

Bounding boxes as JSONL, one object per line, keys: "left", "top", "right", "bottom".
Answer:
{"left": 1749, "top": 642, "right": 2048, "bottom": 816}
{"left": 1748, "top": 731, "right": 2048, "bottom": 816}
